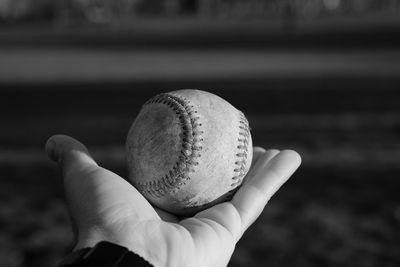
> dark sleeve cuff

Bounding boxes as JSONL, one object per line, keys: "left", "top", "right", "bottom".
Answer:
{"left": 58, "top": 241, "right": 154, "bottom": 267}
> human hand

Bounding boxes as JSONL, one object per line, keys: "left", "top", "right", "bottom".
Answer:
{"left": 46, "top": 134, "right": 301, "bottom": 267}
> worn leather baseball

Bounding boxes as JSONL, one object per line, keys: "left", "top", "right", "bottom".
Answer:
{"left": 126, "top": 89, "right": 253, "bottom": 216}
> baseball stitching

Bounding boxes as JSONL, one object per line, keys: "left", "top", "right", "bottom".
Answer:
{"left": 134, "top": 93, "right": 204, "bottom": 198}
{"left": 231, "top": 111, "right": 250, "bottom": 188}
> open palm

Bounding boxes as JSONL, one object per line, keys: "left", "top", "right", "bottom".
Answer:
{"left": 46, "top": 135, "right": 301, "bottom": 267}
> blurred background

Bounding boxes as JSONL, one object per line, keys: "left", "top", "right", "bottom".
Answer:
{"left": 1, "top": 0, "right": 400, "bottom": 266}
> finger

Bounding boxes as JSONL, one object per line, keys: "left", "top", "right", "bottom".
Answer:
{"left": 252, "top": 146, "right": 266, "bottom": 165}
{"left": 191, "top": 149, "right": 282, "bottom": 242}
{"left": 46, "top": 135, "right": 160, "bottom": 214}
{"left": 232, "top": 150, "right": 301, "bottom": 237}
{"left": 248, "top": 150, "right": 301, "bottom": 195}
{"left": 261, "top": 149, "right": 280, "bottom": 164}
{"left": 45, "top": 135, "right": 102, "bottom": 238}
{"left": 45, "top": 134, "right": 98, "bottom": 177}
{"left": 193, "top": 202, "right": 243, "bottom": 243}
{"left": 243, "top": 149, "right": 280, "bottom": 186}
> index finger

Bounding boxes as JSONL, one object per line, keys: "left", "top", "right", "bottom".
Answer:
{"left": 231, "top": 150, "right": 301, "bottom": 238}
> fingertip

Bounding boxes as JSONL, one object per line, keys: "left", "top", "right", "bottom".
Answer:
{"left": 45, "top": 137, "right": 58, "bottom": 162}
{"left": 245, "top": 149, "right": 301, "bottom": 199}
{"left": 279, "top": 149, "right": 302, "bottom": 168}
{"left": 45, "top": 134, "right": 97, "bottom": 172}
{"left": 46, "top": 135, "right": 83, "bottom": 161}
{"left": 253, "top": 146, "right": 266, "bottom": 154}
{"left": 260, "top": 149, "right": 302, "bottom": 191}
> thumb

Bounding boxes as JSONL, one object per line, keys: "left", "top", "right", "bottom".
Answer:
{"left": 45, "top": 135, "right": 101, "bottom": 246}
{"left": 45, "top": 134, "right": 160, "bottom": 249}
{"left": 45, "top": 134, "right": 98, "bottom": 176}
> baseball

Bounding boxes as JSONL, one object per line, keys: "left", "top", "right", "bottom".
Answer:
{"left": 125, "top": 89, "right": 253, "bottom": 216}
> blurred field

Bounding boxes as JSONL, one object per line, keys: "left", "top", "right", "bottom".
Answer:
{"left": 1, "top": 21, "right": 400, "bottom": 267}
{"left": 2, "top": 80, "right": 400, "bottom": 267}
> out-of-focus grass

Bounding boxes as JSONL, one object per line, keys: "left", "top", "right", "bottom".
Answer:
{"left": 1, "top": 163, "right": 399, "bottom": 267}
{"left": 231, "top": 166, "right": 400, "bottom": 267}
{"left": 0, "top": 165, "right": 71, "bottom": 267}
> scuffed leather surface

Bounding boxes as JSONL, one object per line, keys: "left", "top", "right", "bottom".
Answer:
{"left": 126, "top": 103, "right": 182, "bottom": 187}
{"left": 126, "top": 89, "right": 253, "bottom": 215}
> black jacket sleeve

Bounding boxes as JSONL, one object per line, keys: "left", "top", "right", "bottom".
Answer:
{"left": 58, "top": 241, "right": 154, "bottom": 267}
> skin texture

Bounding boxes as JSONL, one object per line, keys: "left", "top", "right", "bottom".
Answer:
{"left": 46, "top": 134, "right": 301, "bottom": 267}
{"left": 126, "top": 90, "right": 253, "bottom": 215}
